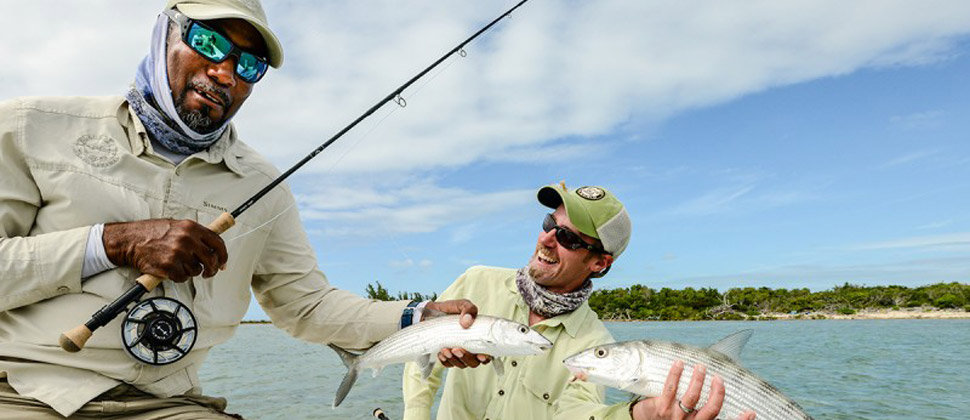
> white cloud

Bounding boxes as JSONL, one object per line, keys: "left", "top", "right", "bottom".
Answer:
{"left": 880, "top": 150, "right": 939, "bottom": 168}
{"left": 890, "top": 110, "right": 946, "bottom": 129}
{"left": 5, "top": 1, "right": 969, "bottom": 177}
{"left": 295, "top": 177, "right": 534, "bottom": 237}
{"left": 850, "top": 232, "right": 970, "bottom": 251}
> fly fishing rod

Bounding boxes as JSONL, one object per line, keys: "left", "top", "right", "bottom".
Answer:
{"left": 59, "top": 0, "right": 532, "bottom": 362}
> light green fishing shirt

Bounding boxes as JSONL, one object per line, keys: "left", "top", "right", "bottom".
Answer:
{"left": 402, "top": 266, "right": 633, "bottom": 420}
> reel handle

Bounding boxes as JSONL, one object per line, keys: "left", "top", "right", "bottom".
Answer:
{"left": 59, "top": 212, "right": 235, "bottom": 353}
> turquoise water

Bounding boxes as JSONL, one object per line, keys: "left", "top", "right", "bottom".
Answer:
{"left": 199, "top": 320, "right": 970, "bottom": 419}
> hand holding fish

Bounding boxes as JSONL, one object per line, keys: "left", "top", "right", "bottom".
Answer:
{"left": 423, "top": 299, "right": 479, "bottom": 328}
{"left": 424, "top": 299, "right": 494, "bottom": 368}
{"left": 631, "top": 361, "right": 756, "bottom": 420}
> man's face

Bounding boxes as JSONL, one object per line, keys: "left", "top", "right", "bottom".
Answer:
{"left": 527, "top": 205, "right": 612, "bottom": 294}
{"left": 167, "top": 18, "right": 265, "bottom": 133}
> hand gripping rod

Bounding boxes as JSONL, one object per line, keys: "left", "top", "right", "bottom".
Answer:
{"left": 60, "top": 0, "right": 532, "bottom": 353}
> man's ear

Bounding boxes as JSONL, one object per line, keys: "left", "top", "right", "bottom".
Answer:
{"left": 590, "top": 253, "right": 614, "bottom": 274}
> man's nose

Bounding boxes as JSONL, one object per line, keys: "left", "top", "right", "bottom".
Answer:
{"left": 207, "top": 59, "right": 237, "bottom": 87}
{"left": 539, "top": 228, "right": 558, "bottom": 248}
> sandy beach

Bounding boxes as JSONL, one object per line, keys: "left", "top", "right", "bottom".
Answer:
{"left": 762, "top": 308, "right": 970, "bottom": 320}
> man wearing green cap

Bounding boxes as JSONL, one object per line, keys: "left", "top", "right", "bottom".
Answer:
{"left": 402, "top": 183, "right": 754, "bottom": 420}
{"left": 0, "top": 1, "right": 478, "bottom": 418}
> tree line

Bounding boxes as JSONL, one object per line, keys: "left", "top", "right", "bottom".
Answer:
{"left": 588, "top": 282, "right": 970, "bottom": 320}
{"left": 367, "top": 281, "right": 970, "bottom": 321}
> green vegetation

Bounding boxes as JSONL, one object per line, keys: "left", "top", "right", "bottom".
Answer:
{"left": 365, "top": 281, "right": 438, "bottom": 303}
{"left": 588, "top": 282, "right": 970, "bottom": 321}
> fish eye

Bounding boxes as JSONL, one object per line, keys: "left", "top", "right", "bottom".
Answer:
{"left": 595, "top": 348, "right": 608, "bottom": 358}
{"left": 518, "top": 326, "right": 528, "bottom": 334}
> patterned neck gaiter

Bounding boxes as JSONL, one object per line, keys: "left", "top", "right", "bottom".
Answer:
{"left": 128, "top": 13, "right": 227, "bottom": 154}
{"left": 515, "top": 267, "right": 592, "bottom": 318}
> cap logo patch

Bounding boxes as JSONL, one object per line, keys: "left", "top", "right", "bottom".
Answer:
{"left": 576, "top": 186, "right": 605, "bottom": 200}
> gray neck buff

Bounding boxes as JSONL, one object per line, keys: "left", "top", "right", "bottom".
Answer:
{"left": 128, "top": 14, "right": 228, "bottom": 155}
{"left": 516, "top": 267, "right": 592, "bottom": 318}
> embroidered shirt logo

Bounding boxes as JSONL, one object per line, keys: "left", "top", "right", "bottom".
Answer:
{"left": 73, "top": 135, "right": 120, "bottom": 168}
{"left": 576, "top": 186, "right": 605, "bottom": 201}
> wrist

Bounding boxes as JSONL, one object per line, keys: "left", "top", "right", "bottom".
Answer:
{"left": 400, "top": 300, "right": 420, "bottom": 329}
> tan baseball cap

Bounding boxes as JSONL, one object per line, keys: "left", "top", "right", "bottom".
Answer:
{"left": 538, "top": 183, "right": 632, "bottom": 258}
{"left": 165, "top": 0, "right": 284, "bottom": 68}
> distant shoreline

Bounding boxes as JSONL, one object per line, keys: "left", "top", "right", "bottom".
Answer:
{"left": 240, "top": 308, "right": 970, "bottom": 324}
{"left": 602, "top": 308, "right": 970, "bottom": 321}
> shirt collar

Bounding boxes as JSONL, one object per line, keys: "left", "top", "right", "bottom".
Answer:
{"left": 123, "top": 99, "right": 247, "bottom": 176}
{"left": 505, "top": 273, "right": 594, "bottom": 339}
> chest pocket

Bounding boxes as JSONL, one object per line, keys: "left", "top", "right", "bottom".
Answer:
{"left": 520, "top": 356, "right": 567, "bottom": 407}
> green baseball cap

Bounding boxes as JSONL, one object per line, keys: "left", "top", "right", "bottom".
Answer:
{"left": 166, "top": 0, "right": 284, "bottom": 68}
{"left": 537, "top": 183, "right": 632, "bottom": 258}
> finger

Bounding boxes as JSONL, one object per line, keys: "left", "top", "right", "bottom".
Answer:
{"left": 448, "top": 348, "right": 468, "bottom": 368}
{"left": 477, "top": 354, "right": 492, "bottom": 364}
{"left": 196, "top": 229, "right": 228, "bottom": 268}
{"left": 437, "top": 352, "right": 454, "bottom": 367}
{"left": 736, "top": 411, "right": 756, "bottom": 420}
{"left": 660, "top": 360, "right": 685, "bottom": 410}
{"left": 456, "top": 349, "right": 481, "bottom": 368}
{"left": 680, "top": 364, "right": 707, "bottom": 411}
{"left": 192, "top": 247, "right": 219, "bottom": 278}
{"left": 695, "top": 375, "right": 725, "bottom": 420}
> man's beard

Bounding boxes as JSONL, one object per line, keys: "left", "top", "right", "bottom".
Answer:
{"left": 174, "top": 81, "right": 229, "bottom": 134}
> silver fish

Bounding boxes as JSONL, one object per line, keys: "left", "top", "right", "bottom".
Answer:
{"left": 329, "top": 313, "right": 552, "bottom": 407}
{"left": 563, "top": 330, "right": 813, "bottom": 420}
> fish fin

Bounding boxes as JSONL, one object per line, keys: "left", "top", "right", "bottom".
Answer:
{"left": 421, "top": 307, "right": 449, "bottom": 320}
{"left": 706, "top": 329, "right": 753, "bottom": 363}
{"left": 491, "top": 357, "right": 505, "bottom": 377}
{"left": 418, "top": 353, "right": 436, "bottom": 380}
{"left": 328, "top": 344, "right": 361, "bottom": 408}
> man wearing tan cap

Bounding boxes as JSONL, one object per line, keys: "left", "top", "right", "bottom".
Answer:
{"left": 0, "top": 1, "right": 479, "bottom": 418}
{"left": 402, "top": 183, "right": 755, "bottom": 420}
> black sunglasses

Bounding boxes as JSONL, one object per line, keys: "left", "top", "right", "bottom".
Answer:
{"left": 164, "top": 9, "right": 269, "bottom": 83}
{"left": 542, "top": 213, "right": 609, "bottom": 254}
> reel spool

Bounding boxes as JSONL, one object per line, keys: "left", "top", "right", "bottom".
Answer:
{"left": 121, "top": 297, "right": 197, "bottom": 365}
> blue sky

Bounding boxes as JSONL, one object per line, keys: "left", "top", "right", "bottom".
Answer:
{"left": 2, "top": 1, "right": 968, "bottom": 320}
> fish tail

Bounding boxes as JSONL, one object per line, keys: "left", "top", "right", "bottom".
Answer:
{"left": 329, "top": 344, "right": 360, "bottom": 408}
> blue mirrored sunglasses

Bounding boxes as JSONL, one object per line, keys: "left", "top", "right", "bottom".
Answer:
{"left": 164, "top": 9, "right": 269, "bottom": 83}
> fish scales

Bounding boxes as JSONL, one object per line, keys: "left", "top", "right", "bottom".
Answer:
{"left": 563, "top": 332, "right": 813, "bottom": 420}
{"left": 360, "top": 316, "right": 500, "bottom": 368}
{"left": 634, "top": 340, "right": 810, "bottom": 420}
{"left": 329, "top": 314, "right": 552, "bottom": 407}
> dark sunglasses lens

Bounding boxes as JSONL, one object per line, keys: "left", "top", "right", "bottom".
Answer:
{"left": 555, "top": 228, "right": 584, "bottom": 250}
{"left": 542, "top": 214, "right": 556, "bottom": 232}
{"left": 187, "top": 23, "right": 231, "bottom": 62}
{"left": 236, "top": 52, "right": 268, "bottom": 83}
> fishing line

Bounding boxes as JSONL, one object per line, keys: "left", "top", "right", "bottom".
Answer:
{"left": 230, "top": 2, "right": 502, "bottom": 248}
{"left": 60, "top": 0, "right": 534, "bottom": 363}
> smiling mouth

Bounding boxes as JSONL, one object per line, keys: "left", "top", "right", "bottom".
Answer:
{"left": 536, "top": 247, "right": 558, "bottom": 265}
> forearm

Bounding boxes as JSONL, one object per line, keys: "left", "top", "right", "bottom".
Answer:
{"left": 255, "top": 272, "right": 411, "bottom": 350}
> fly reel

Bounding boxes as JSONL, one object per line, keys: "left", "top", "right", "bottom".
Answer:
{"left": 121, "top": 297, "right": 197, "bottom": 365}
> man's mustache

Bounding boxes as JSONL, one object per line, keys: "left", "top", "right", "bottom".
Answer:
{"left": 188, "top": 80, "right": 231, "bottom": 108}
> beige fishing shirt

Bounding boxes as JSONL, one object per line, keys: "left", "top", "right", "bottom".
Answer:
{"left": 0, "top": 96, "right": 410, "bottom": 417}
{"left": 402, "top": 266, "right": 633, "bottom": 420}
